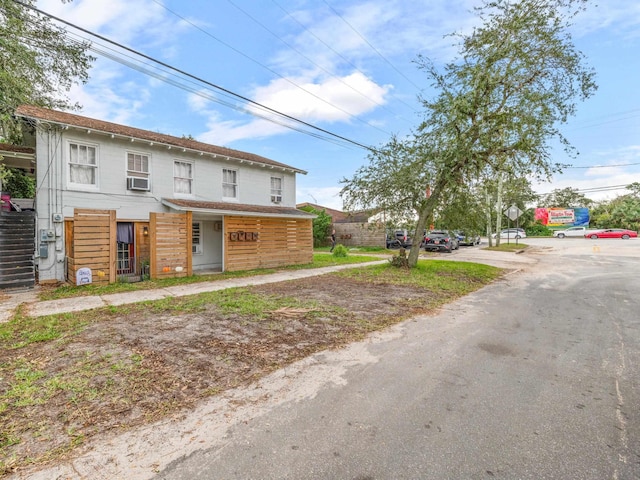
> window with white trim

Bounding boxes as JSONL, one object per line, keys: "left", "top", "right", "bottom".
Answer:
{"left": 192, "top": 222, "right": 202, "bottom": 254}
{"left": 127, "top": 152, "right": 150, "bottom": 178}
{"left": 270, "top": 176, "right": 282, "bottom": 203}
{"left": 69, "top": 142, "right": 98, "bottom": 187}
{"left": 174, "top": 160, "right": 193, "bottom": 195}
{"left": 127, "top": 152, "right": 150, "bottom": 191}
{"left": 222, "top": 168, "right": 237, "bottom": 199}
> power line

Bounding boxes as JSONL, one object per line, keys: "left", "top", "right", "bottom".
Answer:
{"left": 64, "top": 32, "right": 363, "bottom": 150}
{"left": 221, "top": 0, "right": 407, "bottom": 126}
{"left": 321, "top": 0, "right": 423, "bottom": 91}
{"left": 270, "top": 0, "right": 421, "bottom": 115}
{"left": 13, "top": 0, "right": 376, "bottom": 152}
{"left": 564, "top": 161, "right": 640, "bottom": 169}
{"left": 150, "top": 0, "right": 394, "bottom": 137}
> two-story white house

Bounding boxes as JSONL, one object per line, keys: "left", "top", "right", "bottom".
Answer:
{"left": 13, "top": 105, "right": 314, "bottom": 286}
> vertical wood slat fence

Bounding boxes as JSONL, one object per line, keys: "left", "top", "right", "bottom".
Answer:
{"left": 224, "top": 216, "right": 313, "bottom": 272}
{"left": 149, "top": 211, "right": 192, "bottom": 279}
{"left": 67, "top": 209, "right": 116, "bottom": 285}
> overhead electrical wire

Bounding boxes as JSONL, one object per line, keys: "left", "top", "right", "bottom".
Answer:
{"left": 321, "top": 0, "right": 424, "bottom": 92}
{"left": 63, "top": 31, "right": 363, "bottom": 150}
{"left": 13, "top": 0, "right": 377, "bottom": 152}
{"left": 221, "top": 0, "right": 410, "bottom": 125}
{"left": 148, "top": 0, "right": 395, "bottom": 138}
{"left": 270, "top": 0, "right": 421, "bottom": 115}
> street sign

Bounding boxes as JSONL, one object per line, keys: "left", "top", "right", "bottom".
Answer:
{"left": 505, "top": 205, "right": 523, "bottom": 221}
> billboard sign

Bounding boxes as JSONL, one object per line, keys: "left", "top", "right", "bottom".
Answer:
{"left": 535, "top": 207, "right": 589, "bottom": 228}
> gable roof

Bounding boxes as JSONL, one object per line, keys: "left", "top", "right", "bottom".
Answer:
{"left": 14, "top": 105, "right": 306, "bottom": 174}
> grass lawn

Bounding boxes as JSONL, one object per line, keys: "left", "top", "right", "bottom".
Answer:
{"left": 38, "top": 253, "right": 384, "bottom": 301}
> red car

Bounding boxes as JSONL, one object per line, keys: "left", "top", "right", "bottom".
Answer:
{"left": 585, "top": 229, "right": 638, "bottom": 239}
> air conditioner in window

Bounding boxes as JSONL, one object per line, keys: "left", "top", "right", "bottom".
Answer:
{"left": 271, "top": 195, "right": 282, "bottom": 203}
{"left": 127, "top": 176, "right": 150, "bottom": 191}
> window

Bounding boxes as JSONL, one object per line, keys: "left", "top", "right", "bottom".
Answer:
{"left": 192, "top": 222, "right": 202, "bottom": 254}
{"left": 127, "top": 152, "right": 150, "bottom": 178}
{"left": 270, "top": 177, "right": 282, "bottom": 203}
{"left": 127, "top": 152, "right": 150, "bottom": 190}
{"left": 174, "top": 161, "right": 193, "bottom": 195}
{"left": 69, "top": 142, "right": 97, "bottom": 187}
{"left": 222, "top": 168, "right": 237, "bottom": 199}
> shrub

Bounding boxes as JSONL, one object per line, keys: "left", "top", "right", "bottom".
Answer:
{"left": 525, "top": 222, "right": 553, "bottom": 237}
{"left": 389, "top": 248, "right": 409, "bottom": 268}
{"left": 332, "top": 244, "right": 349, "bottom": 258}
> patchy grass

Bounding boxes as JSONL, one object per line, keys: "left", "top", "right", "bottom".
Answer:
{"left": 38, "top": 254, "right": 382, "bottom": 301}
{"left": 483, "top": 242, "right": 528, "bottom": 252}
{"left": 1, "top": 260, "right": 503, "bottom": 476}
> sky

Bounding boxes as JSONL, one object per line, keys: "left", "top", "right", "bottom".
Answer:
{"left": 35, "top": 0, "right": 640, "bottom": 210}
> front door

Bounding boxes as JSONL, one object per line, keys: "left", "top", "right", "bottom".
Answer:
{"left": 116, "top": 222, "right": 135, "bottom": 275}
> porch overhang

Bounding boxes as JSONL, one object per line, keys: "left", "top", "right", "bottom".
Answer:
{"left": 0, "top": 146, "right": 36, "bottom": 170}
{"left": 161, "top": 198, "right": 316, "bottom": 220}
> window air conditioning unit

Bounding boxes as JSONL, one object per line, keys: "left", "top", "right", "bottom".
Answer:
{"left": 271, "top": 195, "right": 282, "bottom": 203}
{"left": 127, "top": 176, "right": 150, "bottom": 191}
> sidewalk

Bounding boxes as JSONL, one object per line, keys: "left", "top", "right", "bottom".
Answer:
{"left": 0, "top": 260, "right": 389, "bottom": 322}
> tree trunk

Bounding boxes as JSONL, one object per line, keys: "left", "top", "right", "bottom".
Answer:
{"left": 407, "top": 181, "right": 445, "bottom": 268}
{"left": 485, "top": 188, "right": 493, "bottom": 247}
{"left": 495, "top": 172, "right": 504, "bottom": 247}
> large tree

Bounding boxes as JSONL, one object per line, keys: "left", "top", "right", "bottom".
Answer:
{"left": 0, "top": 0, "right": 93, "bottom": 142}
{"left": 342, "top": 0, "right": 596, "bottom": 266}
{"left": 539, "top": 187, "right": 594, "bottom": 208}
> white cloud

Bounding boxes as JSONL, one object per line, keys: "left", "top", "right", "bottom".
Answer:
{"left": 38, "top": 0, "right": 181, "bottom": 46}
{"left": 192, "top": 72, "right": 391, "bottom": 143}
{"left": 252, "top": 72, "right": 390, "bottom": 123}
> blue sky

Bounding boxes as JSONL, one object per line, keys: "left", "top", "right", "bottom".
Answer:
{"left": 38, "top": 0, "right": 640, "bottom": 210}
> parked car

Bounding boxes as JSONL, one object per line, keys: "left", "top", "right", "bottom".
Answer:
{"left": 386, "top": 229, "right": 412, "bottom": 248}
{"left": 552, "top": 226, "right": 596, "bottom": 238}
{"left": 492, "top": 228, "right": 526, "bottom": 239}
{"left": 455, "top": 230, "right": 481, "bottom": 246}
{"left": 585, "top": 229, "right": 638, "bottom": 239}
{"left": 424, "top": 230, "right": 459, "bottom": 252}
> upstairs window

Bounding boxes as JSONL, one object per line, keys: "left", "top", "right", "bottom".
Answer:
{"left": 222, "top": 168, "right": 237, "bottom": 199}
{"left": 69, "top": 142, "right": 97, "bottom": 187}
{"left": 127, "top": 152, "right": 150, "bottom": 191}
{"left": 270, "top": 177, "right": 282, "bottom": 203}
{"left": 174, "top": 160, "right": 193, "bottom": 195}
{"left": 127, "top": 152, "right": 150, "bottom": 178}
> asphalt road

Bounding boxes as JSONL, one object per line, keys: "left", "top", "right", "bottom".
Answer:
{"left": 154, "top": 238, "right": 640, "bottom": 480}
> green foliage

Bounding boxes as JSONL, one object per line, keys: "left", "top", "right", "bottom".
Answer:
{"left": 590, "top": 190, "right": 640, "bottom": 231}
{"left": 331, "top": 244, "right": 349, "bottom": 258}
{"left": 388, "top": 248, "right": 409, "bottom": 268}
{"left": 525, "top": 222, "right": 553, "bottom": 237}
{"left": 539, "top": 187, "right": 593, "bottom": 208}
{"left": 342, "top": 0, "right": 596, "bottom": 268}
{"left": 0, "top": 167, "right": 35, "bottom": 198}
{"left": 0, "top": 0, "right": 94, "bottom": 141}
{"left": 299, "top": 205, "right": 332, "bottom": 247}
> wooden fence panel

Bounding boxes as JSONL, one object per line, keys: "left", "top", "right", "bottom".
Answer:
{"left": 67, "top": 209, "right": 115, "bottom": 285}
{"left": 149, "top": 211, "right": 192, "bottom": 279}
{"left": 224, "top": 216, "right": 313, "bottom": 272}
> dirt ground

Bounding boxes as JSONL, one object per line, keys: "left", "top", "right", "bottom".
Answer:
{"left": 0, "top": 272, "right": 477, "bottom": 476}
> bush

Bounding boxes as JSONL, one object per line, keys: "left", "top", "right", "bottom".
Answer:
{"left": 389, "top": 248, "right": 409, "bottom": 268}
{"left": 525, "top": 222, "right": 553, "bottom": 237}
{"left": 332, "top": 244, "right": 349, "bottom": 258}
{"left": 299, "top": 205, "right": 332, "bottom": 247}
{"left": 1, "top": 167, "right": 35, "bottom": 198}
